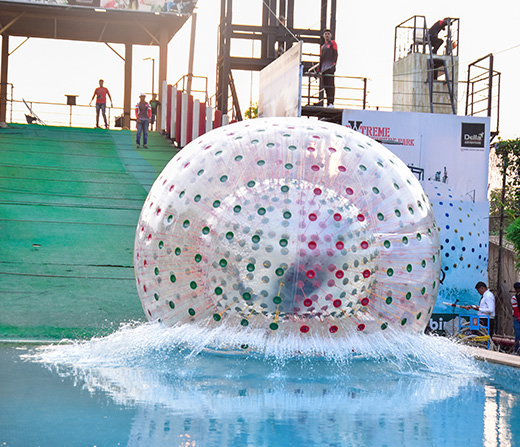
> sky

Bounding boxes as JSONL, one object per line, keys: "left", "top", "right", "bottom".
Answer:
{"left": 3, "top": 0, "right": 520, "bottom": 139}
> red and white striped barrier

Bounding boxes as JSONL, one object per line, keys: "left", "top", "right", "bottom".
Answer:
{"left": 161, "top": 80, "right": 229, "bottom": 148}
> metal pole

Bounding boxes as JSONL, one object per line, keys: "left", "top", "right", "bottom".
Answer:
{"left": 0, "top": 34, "right": 8, "bottom": 123}
{"left": 152, "top": 58, "right": 155, "bottom": 95}
{"left": 123, "top": 43, "right": 132, "bottom": 129}
{"left": 186, "top": 12, "right": 197, "bottom": 96}
{"left": 363, "top": 78, "right": 367, "bottom": 109}
{"left": 496, "top": 152, "right": 507, "bottom": 333}
{"left": 158, "top": 26, "right": 168, "bottom": 130}
{"left": 487, "top": 54, "right": 494, "bottom": 117}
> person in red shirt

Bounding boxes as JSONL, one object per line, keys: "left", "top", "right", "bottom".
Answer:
{"left": 512, "top": 282, "right": 520, "bottom": 353}
{"left": 89, "top": 79, "right": 113, "bottom": 128}
{"left": 317, "top": 29, "right": 338, "bottom": 107}
{"left": 135, "top": 93, "right": 152, "bottom": 148}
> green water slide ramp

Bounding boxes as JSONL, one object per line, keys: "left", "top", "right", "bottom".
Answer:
{"left": 0, "top": 124, "right": 178, "bottom": 340}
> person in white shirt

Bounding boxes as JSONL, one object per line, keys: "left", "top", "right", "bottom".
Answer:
{"left": 462, "top": 281, "right": 495, "bottom": 335}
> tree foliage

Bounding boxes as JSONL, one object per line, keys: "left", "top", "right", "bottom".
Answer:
{"left": 493, "top": 138, "right": 520, "bottom": 260}
{"left": 506, "top": 217, "right": 520, "bottom": 268}
{"left": 493, "top": 138, "right": 520, "bottom": 216}
{"left": 245, "top": 103, "right": 258, "bottom": 120}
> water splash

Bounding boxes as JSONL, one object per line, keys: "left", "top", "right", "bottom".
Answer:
{"left": 19, "top": 320, "right": 490, "bottom": 447}
{"left": 27, "top": 320, "right": 478, "bottom": 371}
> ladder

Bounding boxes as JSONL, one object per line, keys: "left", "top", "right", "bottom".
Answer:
{"left": 425, "top": 25, "right": 456, "bottom": 114}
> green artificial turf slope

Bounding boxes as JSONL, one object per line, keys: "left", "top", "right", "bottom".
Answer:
{"left": 0, "top": 124, "right": 178, "bottom": 340}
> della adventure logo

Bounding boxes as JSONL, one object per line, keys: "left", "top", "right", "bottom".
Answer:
{"left": 461, "top": 123, "right": 485, "bottom": 149}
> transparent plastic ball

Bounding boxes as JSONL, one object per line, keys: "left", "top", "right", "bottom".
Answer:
{"left": 134, "top": 118, "right": 440, "bottom": 342}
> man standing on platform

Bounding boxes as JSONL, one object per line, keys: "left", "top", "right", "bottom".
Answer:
{"left": 135, "top": 93, "right": 152, "bottom": 149}
{"left": 89, "top": 79, "right": 113, "bottom": 128}
{"left": 317, "top": 29, "right": 338, "bottom": 108}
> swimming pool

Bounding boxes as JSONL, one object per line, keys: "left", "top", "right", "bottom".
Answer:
{"left": 2, "top": 323, "right": 519, "bottom": 447}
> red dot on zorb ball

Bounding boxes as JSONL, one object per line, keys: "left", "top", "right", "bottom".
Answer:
{"left": 306, "top": 270, "right": 316, "bottom": 279}
{"left": 361, "top": 298, "right": 369, "bottom": 306}
{"left": 335, "top": 270, "right": 344, "bottom": 279}
{"left": 346, "top": 187, "right": 354, "bottom": 195}
{"left": 304, "top": 298, "right": 313, "bottom": 307}
{"left": 309, "top": 213, "right": 317, "bottom": 221}
{"left": 357, "top": 324, "right": 366, "bottom": 331}
{"left": 357, "top": 214, "right": 365, "bottom": 222}
{"left": 314, "top": 188, "right": 322, "bottom": 195}
{"left": 311, "top": 165, "right": 320, "bottom": 172}
{"left": 336, "top": 241, "right": 344, "bottom": 250}
{"left": 362, "top": 270, "right": 371, "bottom": 278}
{"left": 308, "top": 241, "right": 317, "bottom": 250}
{"left": 361, "top": 241, "right": 369, "bottom": 249}
{"left": 333, "top": 299, "right": 342, "bottom": 308}
{"left": 333, "top": 213, "right": 342, "bottom": 221}
{"left": 300, "top": 325, "right": 310, "bottom": 333}
{"left": 329, "top": 325, "right": 338, "bottom": 333}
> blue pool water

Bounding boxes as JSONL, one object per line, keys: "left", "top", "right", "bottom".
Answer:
{"left": 2, "top": 322, "right": 520, "bottom": 447}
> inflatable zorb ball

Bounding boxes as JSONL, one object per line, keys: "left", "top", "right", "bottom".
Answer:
{"left": 134, "top": 118, "right": 440, "bottom": 343}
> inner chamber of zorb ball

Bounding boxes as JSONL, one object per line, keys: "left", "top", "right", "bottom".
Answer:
{"left": 134, "top": 118, "right": 440, "bottom": 339}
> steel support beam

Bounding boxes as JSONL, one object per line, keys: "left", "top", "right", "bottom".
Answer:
{"left": 158, "top": 25, "right": 168, "bottom": 129}
{"left": 0, "top": 34, "right": 8, "bottom": 123}
{"left": 123, "top": 42, "right": 132, "bottom": 129}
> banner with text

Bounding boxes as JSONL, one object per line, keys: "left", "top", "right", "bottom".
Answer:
{"left": 342, "top": 109, "right": 491, "bottom": 312}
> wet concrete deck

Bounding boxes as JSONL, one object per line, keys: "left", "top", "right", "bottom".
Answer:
{"left": 466, "top": 346, "right": 520, "bottom": 369}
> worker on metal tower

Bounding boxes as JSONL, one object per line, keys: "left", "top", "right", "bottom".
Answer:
{"left": 428, "top": 18, "right": 450, "bottom": 55}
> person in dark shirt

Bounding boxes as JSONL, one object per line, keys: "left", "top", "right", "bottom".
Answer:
{"left": 150, "top": 94, "right": 161, "bottom": 131}
{"left": 428, "top": 18, "right": 449, "bottom": 54}
{"left": 317, "top": 29, "right": 338, "bottom": 107}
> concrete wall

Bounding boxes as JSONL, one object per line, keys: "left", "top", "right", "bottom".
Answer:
{"left": 393, "top": 53, "right": 458, "bottom": 114}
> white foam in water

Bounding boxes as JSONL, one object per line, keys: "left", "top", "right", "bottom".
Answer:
{"left": 22, "top": 321, "right": 484, "bottom": 428}
{"left": 28, "top": 320, "right": 479, "bottom": 372}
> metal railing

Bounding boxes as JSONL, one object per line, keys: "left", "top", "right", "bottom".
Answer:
{"left": 173, "top": 74, "right": 209, "bottom": 106}
{"left": 5, "top": 97, "right": 124, "bottom": 128}
{"left": 301, "top": 73, "right": 367, "bottom": 109}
